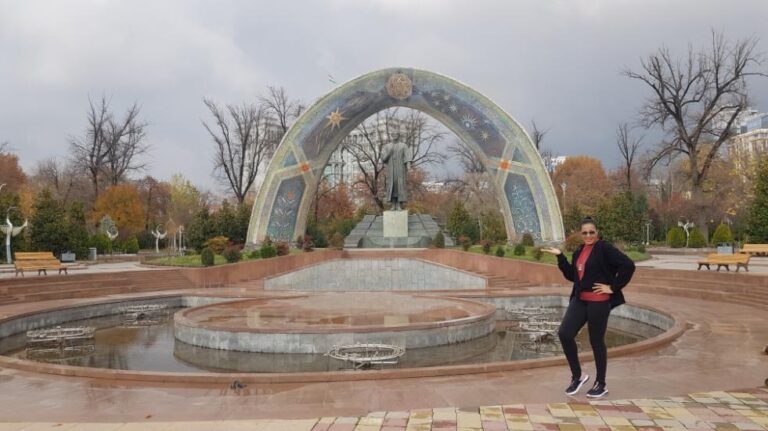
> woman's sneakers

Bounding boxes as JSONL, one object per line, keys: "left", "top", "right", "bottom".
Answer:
{"left": 565, "top": 374, "right": 589, "bottom": 395}
{"left": 586, "top": 381, "right": 608, "bottom": 398}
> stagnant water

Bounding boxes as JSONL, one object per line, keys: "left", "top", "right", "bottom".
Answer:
{"left": 3, "top": 307, "right": 664, "bottom": 373}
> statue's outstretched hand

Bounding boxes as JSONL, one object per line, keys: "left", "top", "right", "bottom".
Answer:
{"left": 541, "top": 247, "right": 562, "bottom": 256}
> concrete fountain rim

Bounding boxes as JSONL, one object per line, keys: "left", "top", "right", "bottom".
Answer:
{"left": 0, "top": 291, "right": 685, "bottom": 385}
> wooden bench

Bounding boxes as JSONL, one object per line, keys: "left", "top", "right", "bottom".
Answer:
{"left": 697, "top": 253, "right": 750, "bottom": 272}
{"left": 740, "top": 244, "right": 768, "bottom": 256}
{"left": 14, "top": 252, "right": 68, "bottom": 276}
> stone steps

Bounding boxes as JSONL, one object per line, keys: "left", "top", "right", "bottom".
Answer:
{"left": 0, "top": 295, "right": 18, "bottom": 305}
{"left": 0, "top": 269, "right": 192, "bottom": 303}
{"left": 631, "top": 275, "right": 757, "bottom": 291}
{"left": 630, "top": 283, "right": 768, "bottom": 309}
{"left": 14, "top": 281, "right": 191, "bottom": 302}
{"left": 635, "top": 267, "right": 768, "bottom": 285}
{"left": 628, "top": 280, "right": 768, "bottom": 296}
{"left": 0, "top": 275, "right": 129, "bottom": 291}
{"left": 1, "top": 278, "right": 135, "bottom": 295}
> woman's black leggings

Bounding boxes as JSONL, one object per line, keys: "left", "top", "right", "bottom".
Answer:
{"left": 557, "top": 298, "right": 611, "bottom": 384}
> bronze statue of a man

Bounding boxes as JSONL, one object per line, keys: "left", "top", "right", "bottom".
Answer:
{"left": 382, "top": 139, "right": 412, "bottom": 211}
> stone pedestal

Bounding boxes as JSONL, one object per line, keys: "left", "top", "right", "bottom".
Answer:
{"left": 344, "top": 213, "right": 454, "bottom": 249}
{"left": 383, "top": 210, "right": 408, "bottom": 238}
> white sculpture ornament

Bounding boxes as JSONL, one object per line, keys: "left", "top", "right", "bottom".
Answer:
{"left": 151, "top": 226, "right": 167, "bottom": 253}
{"left": 678, "top": 219, "right": 694, "bottom": 248}
{"left": 106, "top": 228, "right": 119, "bottom": 242}
{"left": 1, "top": 215, "right": 28, "bottom": 264}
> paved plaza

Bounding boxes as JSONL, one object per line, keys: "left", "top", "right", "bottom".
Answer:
{"left": 636, "top": 254, "right": 768, "bottom": 274}
{"left": 0, "top": 250, "right": 765, "bottom": 429}
{"left": 0, "top": 389, "right": 765, "bottom": 430}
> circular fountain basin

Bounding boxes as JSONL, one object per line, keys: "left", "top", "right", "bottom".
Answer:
{"left": 173, "top": 292, "right": 497, "bottom": 353}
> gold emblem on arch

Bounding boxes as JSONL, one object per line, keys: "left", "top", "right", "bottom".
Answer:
{"left": 386, "top": 73, "right": 413, "bottom": 100}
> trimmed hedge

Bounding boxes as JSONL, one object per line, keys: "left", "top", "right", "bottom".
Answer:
{"left": 201, "top": 247, "right": 215, "bottom": 266}
{"left": 666, "top": 227, "right": 686, "bottom": 248}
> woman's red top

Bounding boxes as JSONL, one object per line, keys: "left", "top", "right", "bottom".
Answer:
{"left": 576, "top": 243, "right": 610, "bottom": 302}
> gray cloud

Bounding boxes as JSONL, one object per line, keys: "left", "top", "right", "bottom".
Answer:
{"left": 1, "top": 0, "right": 767, "bottom": 192}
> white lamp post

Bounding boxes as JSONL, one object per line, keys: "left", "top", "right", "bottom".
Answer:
{"left": 645, "top": 221, "right": 651, "bottom": 246}
{"left": 560, "top": 182, "right": 567, "bottom": 209}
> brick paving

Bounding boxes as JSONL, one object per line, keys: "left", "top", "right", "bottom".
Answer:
{"left": 1, "top": 389, "right": 766, "bottom": 430}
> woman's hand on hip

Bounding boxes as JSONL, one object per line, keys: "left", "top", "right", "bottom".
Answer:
{"left": 593, "top": 283, "right": 613, "bottom": 294}
{"left": 541, "top": 247, "right": 562, "bottom": 256}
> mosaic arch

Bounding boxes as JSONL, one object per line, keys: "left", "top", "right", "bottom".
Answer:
{"left": 247, "top": 68, "right": 564, "bottom": 245}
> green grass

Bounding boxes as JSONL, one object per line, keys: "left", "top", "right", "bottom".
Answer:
{"left": 145, "top": 254, "right": 228, "bottom": 267}
{"left": 459, "top": 245, "right": 651, "bottom": 264}
{"left": 144, "top": 247, "right": 312, "bottom": 267}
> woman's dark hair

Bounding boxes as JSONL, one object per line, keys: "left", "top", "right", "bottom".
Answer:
{"left": 580, "top": 216, "right": 598, "bottom": 230}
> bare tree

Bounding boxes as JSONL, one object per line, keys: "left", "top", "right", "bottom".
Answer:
{"left": 343, "top": 108, "right": 446, "bottom": 210}
{"left": 70, "top": 97, "right": 111, "bottom": 201}
{"left": 103, "top": 103, "right": 149, "bottom": 185}
{"left": 530, "top": 120, "right": 549, "bottom": 151}
{"left": 203, "top": 99, "right": 275, "bottom": 204}
{"left": 400, "top": 110, "right": 447, "bottom": 167}
{"left": 32, "top": 158, "right": 73, "bottom": 203}
{"left": 529, "top": 120, "right": 557, "bottom": 174}
{"left": 69, "top": 97, "right": 149, "bottom": 200}
{"left": 616, "top": 123, "right": 643, "bottom": 191}
{"left": 344, "top": 110, "right": 393, "bottom": 210}
{"left": 135, "top": 175, "right": 171, "bottom": 229}
{"left": 447, "top": 139, "right": 485, "bottom": 174}
{"left": 625, "top": 31, "right": 766, "bottom": 232}
{"left": 259, "top": 86, "right": 305, "bottom": 140}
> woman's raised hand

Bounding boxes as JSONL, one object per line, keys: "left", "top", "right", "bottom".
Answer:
{"left": 541, "top": 247, "right": 562, "bottom": 256}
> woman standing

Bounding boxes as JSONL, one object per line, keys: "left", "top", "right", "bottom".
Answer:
{"left": 542, "top": 217, "right": 635, "bottom": 398}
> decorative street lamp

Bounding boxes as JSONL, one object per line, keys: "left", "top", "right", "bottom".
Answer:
{"left": 177, "top": 225, "right": 185, "bottom": 254}
{"left": 645, "top": 221, "right": 651, "bottom": 246}
{"left": 560, "top": 182, "right": 567, "bottom": 209}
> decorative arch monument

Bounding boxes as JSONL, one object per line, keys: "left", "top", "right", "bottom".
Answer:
{"left": 247, "top": 68, "right": 564, "bottom": 245}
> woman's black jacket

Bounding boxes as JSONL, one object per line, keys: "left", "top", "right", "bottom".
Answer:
{"left": 555, "top": 240, "right": 636, "bottom": 309}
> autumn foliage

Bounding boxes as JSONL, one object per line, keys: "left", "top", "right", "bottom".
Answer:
{"left": 0, "top": 153, "right": 27, "bottom": 193}
{"left": 91, "top": 184, "right": 145, "bottom": 238}
{"left": 552, "top": 156, "right": 612, "bottom": 213}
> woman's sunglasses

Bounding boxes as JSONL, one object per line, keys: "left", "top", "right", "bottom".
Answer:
{"left": 581, "top": 231, "right": 597, "bottom": 236}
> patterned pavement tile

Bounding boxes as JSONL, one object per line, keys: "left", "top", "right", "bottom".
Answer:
{"left": 507, "top": 420, "right": 534, "bottom": 430}
{"left": 603, "top": 417, "right": 632, "bottom": 426}
{"left": 10, "top": 390, "right": 768, "bottom": 431}
{"left": 579, "top": 417, "right": 607, "bottom": 426}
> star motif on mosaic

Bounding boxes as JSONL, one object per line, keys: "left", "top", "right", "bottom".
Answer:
{"left": 498, "top": 159, "right": 511, "bottom": 171}
{"left": 461, "top": 114, "right": 477, "bottom": 129}
{"left": 480, "top": 131, "right": 489, "bottom": 141}
{"left": 449, "top": 104, "right": 457, "bottom": 112}
{"left": 326, "top": 108, "right": 346, "bottom": 130}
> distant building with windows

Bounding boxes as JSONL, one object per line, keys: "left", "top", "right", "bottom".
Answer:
{"left": 545, "top": 155, "right": 568, "bottom": 173}
{"left": 726, "top": 109, "right": 768, "bottom": 172}
{"left": 323, "top": 117, "right": 407, "bottom": 194}
{"left": 423, "top": 181, "right": 448, "bottom": 193}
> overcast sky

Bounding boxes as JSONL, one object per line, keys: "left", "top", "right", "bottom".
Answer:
{"left": 2, "top": 0, "right": 767, "bottom": 193}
